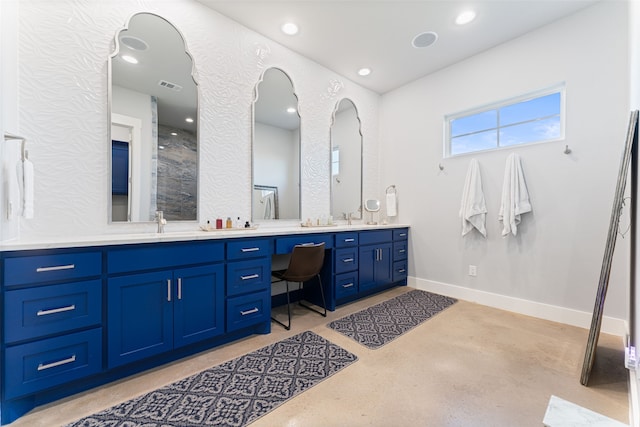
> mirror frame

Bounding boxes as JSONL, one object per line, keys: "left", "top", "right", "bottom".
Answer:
{"left": 250, "top": 67, "right": 302, "bottom": 222}
{"left": 108, "top": 12, "right": 200, "bottom": 224}
{"left": 330, "top": 98, "right": 363, "bottom": 221}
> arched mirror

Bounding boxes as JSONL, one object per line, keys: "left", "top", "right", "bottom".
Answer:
{"left": 109, "top": 13, "right": 198, "bottom": 223}
{"left": 331, "top": 98, "right": 363, "bottom": 220}
{"left": 252, "top": 68, "right": 301, "bottom": 221}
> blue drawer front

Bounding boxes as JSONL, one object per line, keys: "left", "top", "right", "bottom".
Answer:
{"left": 335, "top": 232, "right": 358, "bottom": 248}
{"left": 226, "top": 258, "right": 271, "bottom": 297}
{"left": 335, "top": 272, "right": 358, "bottom": 300}
{"left": 226, "top": 239, "right": 272, "bottom": 260}
{"left": 108, "top": 242, "right": 224, "bottom": 274}
{"left": 335, "top": 248, "right": 358, "bottom": 274}
{"left": 4, "top": 252, "right": 102, "bottom": 287}
{"left": 393, "top": 228, "right": 409, "bottom": 241}
{"left": 359, "top": 230, "right": 393, "bottom": 245}
{"left": 226, "top": 291, "right": 270, "bottom": 332}
{"left": 393, "top": 260, "right": 408, "bottom": 282}
{"left": 274, "top": 234, "right": 333, "bottom": 254}
{"left": 5, "top": 280, "right": 102, "bottom": 344}
{"left": 393, "top": 241, "right": 408, "bottom": 261}
{"left": 5, "top": 328, "right": 103, "bottom": 400}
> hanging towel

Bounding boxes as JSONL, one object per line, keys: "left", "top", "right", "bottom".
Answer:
{"left": 499, "top": 153, "right": 531, "bottom": 236}
{"left": 386, "top": 192, "right": 397, "bottom": 217}
{"left": 459, "top": 158, "right": 487, "bottom": 237}
{"left": 22, "top": 157, "right": 34, "bottom": 219}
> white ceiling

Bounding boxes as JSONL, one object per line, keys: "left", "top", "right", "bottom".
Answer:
{"left": 196, "top": 0, "right": 599, "bottom": 94}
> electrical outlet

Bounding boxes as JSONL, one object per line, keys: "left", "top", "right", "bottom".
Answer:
{"left": 468, "top": 265, "right": 477, "bottom": 277}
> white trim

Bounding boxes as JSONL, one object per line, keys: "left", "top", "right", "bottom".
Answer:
{"left": 630, "top": 367, "right": 639, "bottom": 427}
{"left": 408, "top": 276, "right": 627, "bottom": 336}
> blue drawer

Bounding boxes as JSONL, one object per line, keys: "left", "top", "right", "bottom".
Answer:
{"left": 108, "top": 241, "right": 224, "bottom": 274}
{"left": 274, "top": 234, "right": 333, "bottom": 254}
{"left": 226, "top": 258, "right": 271, "bottom": 297}
{"left": 359, "top": 230, "right": 393, "bottom": 245}
{"left": 393, "top": 228, "right": 409, "bottom": 241}
{"left": 393, "top": 241, "right": 408, "bottom": 261}
{"left": 5, "top": 280, "right": 102, "bottom": 344}
{"left": 226, "top": 239, "right": 272, "bottom": 260}
{"left": 226, "top": 291, "right": 270, "bottom": 332}
{"left": 4, "top": 251, "right": 102, "bottom": 287}
{"left": 393, "top": 260, "right": 408, "bottom": 282}
{"left": 335, "top": 247, "right": 358, "bottom": 274}
{"left": 335, "top": 272, "right": 358, "bottom": 300}
{"left": 335, "top": 232, "right": 358, "bottom": 248}
{"left": 5, "top": 328, "right": 103, "bottom": 400}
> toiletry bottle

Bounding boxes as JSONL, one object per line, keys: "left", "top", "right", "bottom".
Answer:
{"left": 236, "top": 216, "right": 241, "bottom": 228}
{"left": 226, "top": 217, "right": 232, "bottom": 228}
{"left": 206, "top": 220, "right": 211, "bottom": 231}
{"left": 244, "top": 221, "right": 251, "bottom": 228}
{"left": 216, "top": 218, "right": 223, "bottom": 229}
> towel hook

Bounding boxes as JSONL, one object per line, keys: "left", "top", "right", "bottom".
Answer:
{"left": 4, "top": 132, "right": 27, "bottom": 161}
{"left": 386, "top": 184, "right": 396, "bottom": 194}
{"left": 438, "top": 163, "right": 444, "bottom": 171}
{"left": 564, "top": 145, "right": 572, "bottom": 155}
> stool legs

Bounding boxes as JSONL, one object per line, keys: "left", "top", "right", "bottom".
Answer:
{"left": 298, "top": 274, "right": 327, "bottom": 317}
{"left": 271, "top": 279, "right": 291, "bottom": 330}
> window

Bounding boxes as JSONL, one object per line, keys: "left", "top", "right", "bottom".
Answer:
{"left": 445, "top": 85, "right": 565, "bottom": 157}
{"left": 332, "top": 146, "right": 340, "bottom": 176}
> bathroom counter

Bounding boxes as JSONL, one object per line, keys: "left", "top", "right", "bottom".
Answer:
{"left": 0, "top": 223, "right": 410, "bottom": 251}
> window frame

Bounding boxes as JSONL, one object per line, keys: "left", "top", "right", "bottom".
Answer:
{"left": 443, "top": 83, "right": 566, "bottom": 158}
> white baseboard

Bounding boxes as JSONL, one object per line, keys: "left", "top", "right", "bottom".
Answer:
{"left": 408, "top": 276, "right": 627, "bottom": 336}
{"left": 630, "top": 368, "right": 639, "bottom": 427}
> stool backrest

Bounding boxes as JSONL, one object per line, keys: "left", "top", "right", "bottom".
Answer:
{"left": 282, "top": 243, "right": 326, "bottom": 282}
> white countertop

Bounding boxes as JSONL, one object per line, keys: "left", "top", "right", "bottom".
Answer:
{"left": 0, "top": 223, "right": 410, "bottom": 252}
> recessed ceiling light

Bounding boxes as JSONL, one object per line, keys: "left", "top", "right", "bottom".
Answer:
{"left": 185, "top": 117, "right": 194, "bottom": 123}
{"left": 170, "top": 132, "right": 178, "bottom": 136}
{"left": 121, "top": 55, "right": 138, "bottom": 64}
{"left": 412, "top": 31, "right": 438, "bottom": 48}
{"left": 120, "top": 35, "right": 148, "bottom": 51}
{"left": 358, "top": 68, "right": 371, "bottom": 76}
{"left": 456, "top": 10, "right": 476, "bottom": 25}
{"left": 281, "top": 22, "right": 299, "bottom": 35}
{"left": 158, "top": 145, "right": 165, "bottom": 150}
{"left": 286, "top": 107, "right": 297, "bottom": 114}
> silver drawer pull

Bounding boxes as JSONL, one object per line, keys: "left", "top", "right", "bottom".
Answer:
{"left": 240, "top": 307, "right": 259, "bottom": 316}
{"left": 399, "top": 249, "right": 406, "bottom": 253}
{"left": 37, "top": 304, "right": 76, "bottom": 316}
{"left": 398, "top": 269, "right": 406, "bottom": 273}
{"left": 241, "top": 247, "right": 260, "bottom": 252}
{"left": 342, "top": 258, "right": 354, "bottom": 263}
{"left": 344, "top": 238, "right": 355, "bottom": 242}
{"left": 37, "top": 355, "right": 76, "bottom": 371}
{"left": 241, "top": 274, "right": 260, "bottom": 280}
{"left": 399, "top": 233, "right": 407, "bottom": 237}
{"left": 343, "top": 283, "right": 354, "bottom": 288}
{"left": 36, "top": 264, "right": 75, "bottom": 273}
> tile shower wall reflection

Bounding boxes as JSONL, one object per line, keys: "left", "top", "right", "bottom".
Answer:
{"left": 156, "top": 124, "right": 197, "bottom": 221}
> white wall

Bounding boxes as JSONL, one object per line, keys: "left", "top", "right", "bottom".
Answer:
{"left": 380, "top": 1, "right": 630, "bottom": 329}
{"left": 10, "top": 0, "right": 380, "bottom": 238}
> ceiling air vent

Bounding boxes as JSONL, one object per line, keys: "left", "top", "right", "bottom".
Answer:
{"left": 158, "top": 80, "right": 183, "bottom": 92}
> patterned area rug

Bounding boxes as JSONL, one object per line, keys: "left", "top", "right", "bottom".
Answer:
{"left": 66, "top": 331, "right": 357, "bottom": 427}
{"left": 328, "top": 289, "right": 457, "bottom": 349}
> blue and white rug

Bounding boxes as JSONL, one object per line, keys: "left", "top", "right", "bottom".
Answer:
{"left": 66, "top": 331, "right": 357, "bottom": 427}
{"left": 328, "top": 289, "right": 457, "bottom": 349}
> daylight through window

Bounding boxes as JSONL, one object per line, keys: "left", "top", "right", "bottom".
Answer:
{"left": 445, "top": 85, "right": 565, "bottom": 157}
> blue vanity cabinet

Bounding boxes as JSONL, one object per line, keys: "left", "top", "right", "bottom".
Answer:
{"left": 107, "top": 242, "right": 225, "bottom": 368}
{"left": 334, "top": 232, "right": 359, "bottom": 303}
{"left": 358, "top": 230, "right": 393, "bottom": 293}
{"left": 392, "top": 228, "right": 409, "bottom": 283}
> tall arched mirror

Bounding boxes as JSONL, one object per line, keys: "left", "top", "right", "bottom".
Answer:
{"left": 252, "top": 68, "right": 301, "bottom": 221}
{"left": 331, "top": 98, "right": 363, "bottom": 220}
{"left": 109, "top": 13, "right": 198, "bottom": 223}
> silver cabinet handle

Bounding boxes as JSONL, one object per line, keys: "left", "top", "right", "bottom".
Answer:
{"left": 398, "top": 269, "right": 406, "bottom": 273}
{"left": 177, "top": 277, "right": 182, "bottom": 300}
{"left": 399, "top": 249, "right": 406, "bottom": 253}
{"left": 399, "top": 233, "right": 407, "bottom": 237}
{"left": 241, "top": 274, "right": 259, "bottom": 280}
{"left": 37, "top": 355, "right": 76, "bottom": 371}
{"left": 342, "top": 258, "right": 354, "bottom": 263}
{"left": 343, "top": 283, "right": 354, "bottom": 288}
{"left": 36, "top": 264, "right": 75, "bottom": 273}
{"left": 241, "top": 247, "right": 260, "bottom": 252}
{"left": 167, "top": 279, "right": 172, "bottom": 302}
{"left": 379, "top": 248, "right": 383, "bottom": 261}
{"left": 37, "top": 304, "right": 76, "bottom": 316}
{"left": 240, "top": 307, "right": 259, "bottom": 316}
{"left": 344, "top": 238, "right": 355, "bottom": 242}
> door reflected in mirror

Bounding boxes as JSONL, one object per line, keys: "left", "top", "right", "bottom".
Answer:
{"left": 252, "top": 68, "right": 301, "bottom": 221}
{"left": 331, "top": 98, "right": 363, "bottom": 221}
{"left": 109, "top": 13, "right": 198, "bottom": 223}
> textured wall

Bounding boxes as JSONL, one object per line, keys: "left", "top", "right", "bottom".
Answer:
{"left": 14, "top": 0, "right": 380, "bottom": 238}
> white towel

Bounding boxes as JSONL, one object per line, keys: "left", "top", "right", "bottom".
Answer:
{"left": 459, "top": 159, "right": 487, "bottom": 237}
{"left": 499, "top": 153, "right": 531, "bottom": 236}
{"left": 22, "top": 158, "right": 34, "bottom": 219}
{"left": 386, "top": 192, "right": 397, "bottom": 217}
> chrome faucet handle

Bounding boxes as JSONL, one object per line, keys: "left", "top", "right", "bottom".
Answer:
{"left": 347, "top": 212, "right": 352, "bottom": 225}
{"left": 155, "top": 210, "right": 166, "bottom": 233}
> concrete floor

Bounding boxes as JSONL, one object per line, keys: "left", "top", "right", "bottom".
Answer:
{"left": 7, "top": 286, "right": 629, "bottom": 426}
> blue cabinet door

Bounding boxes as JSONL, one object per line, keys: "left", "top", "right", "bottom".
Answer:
{"left": 359, "top": 243, "right": 392, "bottom": 292}
{"left": 173, "top": 264, "right": 225, "bottom": 348}
{"left": 107, "top": 271, "right": 173, "bottom": 368}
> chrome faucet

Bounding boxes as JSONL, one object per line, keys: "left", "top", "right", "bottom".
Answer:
{"left": 155, "top": 210, "right": 166, "bottom": 233}
{"left": 348, "top": 212, "right": 352, "bottom": 225}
